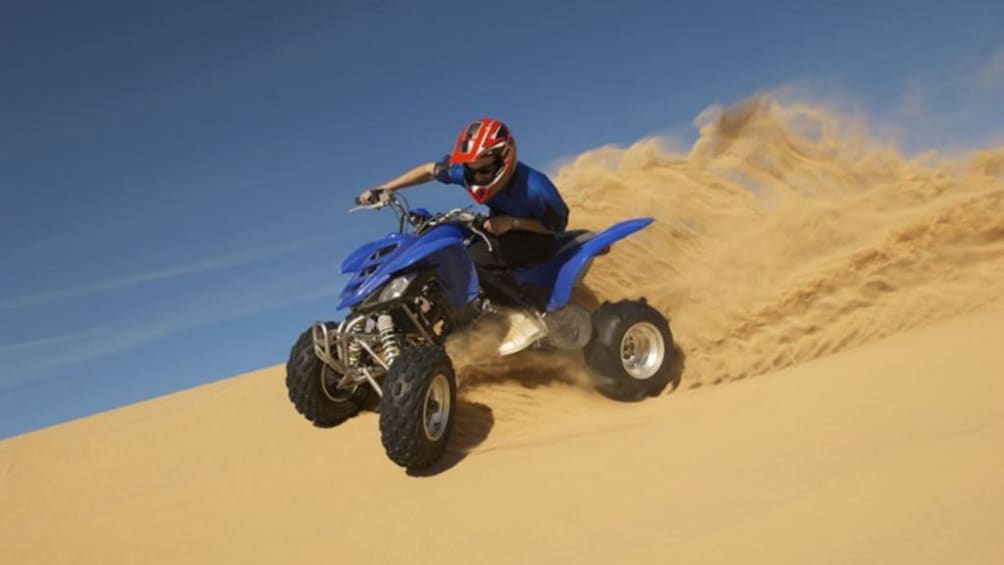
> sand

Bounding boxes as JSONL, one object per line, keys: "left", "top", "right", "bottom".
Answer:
{"left": 2, "top": 96, "right": 1003, "bottom": 563}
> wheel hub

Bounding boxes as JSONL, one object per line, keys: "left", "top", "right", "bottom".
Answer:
{"left": 620, "top": 322, "right": 665, "bottom": 380}
{"left": 422, "top": 373, "right": 451, "bottom": 441}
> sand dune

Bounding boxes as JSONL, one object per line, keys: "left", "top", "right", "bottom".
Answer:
{"left": 2, "top": 299, "right": 1002, "bottom": 564}
{"left": 2, "top": 96, "right": 1004, "bottom": 563}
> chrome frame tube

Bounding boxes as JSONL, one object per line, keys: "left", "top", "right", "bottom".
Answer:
{"left": 400, "top": 303, "right": 434, "bottom": 343}
{"left": 361, "top": 368, "right": 383, "bottom": 398}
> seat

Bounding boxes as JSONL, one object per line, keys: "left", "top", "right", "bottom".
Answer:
{"left": 553, "top": 229, "right": 594, "bottom": 254}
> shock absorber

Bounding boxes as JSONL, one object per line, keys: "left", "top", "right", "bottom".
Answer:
{"left": 339, "top": 316, "right": 365, "bottom": 369}
{"left": 377, "top": 314, "right": 401, "bottom": 365}
{"left": 346, "top": 340, "right": 362, "bottom": 367}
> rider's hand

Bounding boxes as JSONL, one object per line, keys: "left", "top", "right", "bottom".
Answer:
{"left": 356, "top": 188, "right": 382, "bottom": 205}
{"left": 483, "top": 215, "right": 515, "bottom": 235}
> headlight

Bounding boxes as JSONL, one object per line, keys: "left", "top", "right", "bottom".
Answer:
{"left": 377, "top": 274, "right": 416, "bottom": 303}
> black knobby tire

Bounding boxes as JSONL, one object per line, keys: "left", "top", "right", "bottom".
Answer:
{"left": 379, "top": 344, "right": 457, "bottom": 470}
{"left": 286, "top": 324, "right": 367, "bottom": 428}
{"left": 584, "top": 299, "right": 674, "bottom": 401}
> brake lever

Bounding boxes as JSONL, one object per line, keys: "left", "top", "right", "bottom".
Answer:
{"left": 349, "top": 203, "right": 384, "bottom": 213}
{"left": 467, "top": 221, "right": 494, "bottom": 253}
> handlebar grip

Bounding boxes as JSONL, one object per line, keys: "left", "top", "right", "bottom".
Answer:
{"left": 356, "top": 188, "right": 385, "bottom": 206}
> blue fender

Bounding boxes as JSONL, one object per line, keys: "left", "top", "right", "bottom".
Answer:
{"left": 546, "top": 217, "right": 653, "bottom": 312}
{"left": 340, "top": 234, "right": 409, "bottom": 274}
{"left": 337, "top": 224, "right": 478, "bottom": 310}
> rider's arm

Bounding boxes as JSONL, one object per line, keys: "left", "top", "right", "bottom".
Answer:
{"left": 376, "top": 155, "right": 466, "bottom": 191}
{"left": 375, "top": 162, "right": 438, "bottom": 191}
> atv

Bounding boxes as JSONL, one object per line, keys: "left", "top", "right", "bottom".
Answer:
{"left": 285, "top": 190, "right": 674, "bottom": 470}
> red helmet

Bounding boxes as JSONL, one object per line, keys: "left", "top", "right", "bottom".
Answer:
{"left": 449, "top": 118, "right": 517, "bottom": 203}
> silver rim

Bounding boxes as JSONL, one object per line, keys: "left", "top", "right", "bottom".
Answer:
{"left": 422, "top": 373, "right": 451, "bottom": 441}
{"left": 620, "top": 322, "right": 665, "bottom": 380}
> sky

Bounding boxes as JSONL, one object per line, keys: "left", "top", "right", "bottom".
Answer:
{"left": 2, "top": 0, "right": 1003, "bottom": 438}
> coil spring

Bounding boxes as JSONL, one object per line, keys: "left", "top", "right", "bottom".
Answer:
{"left": 377, "top": 314, "right": 400, "bottom": 364}
{"left": 347, "top": 340, "right": 362, "bottom": 367}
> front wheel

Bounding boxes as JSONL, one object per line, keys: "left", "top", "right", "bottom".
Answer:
{"left": 286, "top": 324, "right": 367, "bottom": 427}
{"left": 379, "top": 344, "right": 457, "bottom": 470}
{"left": 584, "top": 299, "right": 674, "bottom": 401}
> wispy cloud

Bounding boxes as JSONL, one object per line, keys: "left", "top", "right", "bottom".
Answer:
{"left": 0, "top": 278, "right": 344, "bottom": 389}
{"left": 0, "top": 327, "right": 106, "bottom": 354}
{"left": 0, "top": 235, "right": 333, "bottom": 312}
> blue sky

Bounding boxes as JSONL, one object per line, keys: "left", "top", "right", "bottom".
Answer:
{"left": 2, "top": 0, "right": 1002, "bottom": 438}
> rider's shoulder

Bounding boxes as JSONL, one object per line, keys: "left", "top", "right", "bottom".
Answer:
{"left": 517, "top": 162, "right": 559, "bottom": 192}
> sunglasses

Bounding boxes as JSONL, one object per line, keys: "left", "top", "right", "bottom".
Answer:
{"left": 467, "top": 157, "right": 501, "bottom": 177}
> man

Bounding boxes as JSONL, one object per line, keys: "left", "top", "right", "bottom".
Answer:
{"left": 358, "top": 118, "right": 569, "bottom": 356}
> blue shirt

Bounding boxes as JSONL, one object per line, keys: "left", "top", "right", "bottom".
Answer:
{"left": 433, "top": 157, "right": 569, "bottom": 233}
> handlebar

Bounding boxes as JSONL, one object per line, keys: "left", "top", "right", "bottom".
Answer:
{"left": 349, "top": 190, "right": 494, "bottom": 252}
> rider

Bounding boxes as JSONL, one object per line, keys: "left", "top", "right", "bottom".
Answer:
{"left": 358, "top": 118, "right": 569, "bottom": 356}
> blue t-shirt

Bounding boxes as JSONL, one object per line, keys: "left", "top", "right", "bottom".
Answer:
{"left": 433, "top": 157, "right": 569, "bottom": 233}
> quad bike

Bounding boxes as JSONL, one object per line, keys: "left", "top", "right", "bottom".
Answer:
{"left": 285, "top": 190, "right": 674, "bottom": 470}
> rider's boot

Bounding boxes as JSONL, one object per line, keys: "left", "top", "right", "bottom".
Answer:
{"left": 498, "top": 309, "right": 549, "bottom": 356}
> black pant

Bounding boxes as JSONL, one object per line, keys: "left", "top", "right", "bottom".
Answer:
{"left": 469, "top": 231, "right": 558, "bottom": 310}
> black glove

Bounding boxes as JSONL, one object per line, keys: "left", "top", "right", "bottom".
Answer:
{"left": 356, "top": 188, "right": 384, "bottom": 205}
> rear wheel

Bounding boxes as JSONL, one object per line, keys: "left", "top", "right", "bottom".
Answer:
{"left": 584, "top": 299, "right": 674, "bottom": 401}
{"left": 285, "top": 324, "right": 367, "bottom": 427}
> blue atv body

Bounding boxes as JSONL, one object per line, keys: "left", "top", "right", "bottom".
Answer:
{"left": 337, "top": 216, "right": 653, "bottom": 314}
